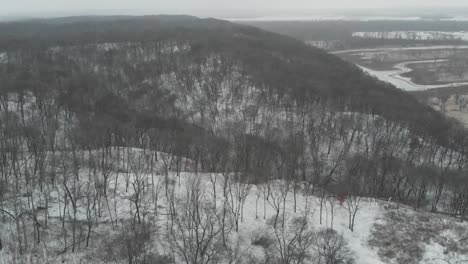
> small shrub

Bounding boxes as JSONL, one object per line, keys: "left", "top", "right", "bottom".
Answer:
{"left": 101, "top": 222, "right": 155, "bottom": 264}
{"left": 316, "top": 229, "right": 355, "bottom": 264}
{"left": 142, "top": 253, "right": 174, "bottom": 264}
{"left": 251, "top": 232, "right": 273, "bottom": 248}
{"left": 369, "top": 211, "right": 425, "bottom": 264}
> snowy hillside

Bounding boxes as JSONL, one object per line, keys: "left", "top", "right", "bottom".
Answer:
{"left": 1, "top": 149, "right": 467, "bottom": 264}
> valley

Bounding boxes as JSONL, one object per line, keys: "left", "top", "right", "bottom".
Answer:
{"left": 332, "top": 44, "right": 468, "bottom": 129}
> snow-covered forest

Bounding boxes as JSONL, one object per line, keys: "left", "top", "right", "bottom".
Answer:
{"left": 1, "top": 16, "right": 468, "bottom": 264}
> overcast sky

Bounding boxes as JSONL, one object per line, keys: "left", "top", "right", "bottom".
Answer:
{"left": 1, "top": 0, "right": 468, "bottom": 17}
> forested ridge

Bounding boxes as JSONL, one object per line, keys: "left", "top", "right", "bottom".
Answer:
{"left": 0, "top": 15, "right": 462, "bottom": 143}
{"left": 1, "top": 15, "right": 468, "bottom": 263}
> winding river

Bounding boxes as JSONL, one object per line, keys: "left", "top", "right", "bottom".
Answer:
{"left": 332, "top": 46, "right": 468, "bottom": 91}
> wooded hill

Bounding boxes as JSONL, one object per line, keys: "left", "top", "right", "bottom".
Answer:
{"left": 1, "top": 15, "right": 467, "bottom": 213}
{"left": 0, "top": 16, "right": 462, "bottom": 143}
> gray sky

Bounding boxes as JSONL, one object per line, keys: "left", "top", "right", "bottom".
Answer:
{"left": 1, "top": 0, "right": 467, "bottom": 17}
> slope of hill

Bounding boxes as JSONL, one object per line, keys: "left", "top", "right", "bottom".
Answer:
{"left": 0, "top": 15, "right": 463, "bottom": 145}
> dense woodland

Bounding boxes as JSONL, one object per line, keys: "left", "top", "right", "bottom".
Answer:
{"left": 1, "top": 15, "right": 468, "bottom": 263}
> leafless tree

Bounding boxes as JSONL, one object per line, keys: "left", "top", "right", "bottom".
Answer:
{"left": 315, "top": 229, "right": 354, "bottom": 264}
{"left": 268, "top": 180, "right": 289, "bottom": 229}
{"left": 268, "top": 216, "right": 315, "bottom": 264}
{"left": 168, "top": 176, "right": 230, "bottom": 264}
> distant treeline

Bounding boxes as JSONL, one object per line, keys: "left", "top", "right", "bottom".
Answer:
{"left": 244, "top": 20, "right": 468, "bottom": 49}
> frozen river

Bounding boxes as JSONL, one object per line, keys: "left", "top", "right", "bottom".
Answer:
{"left": 359, "top": 60, "right": 468, "bottom": 91}
{"left": 333, "top": 46, "right": 468, "bottom": 91}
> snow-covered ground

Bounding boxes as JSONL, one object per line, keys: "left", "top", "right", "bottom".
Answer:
{"left": 1, "top": 148, "right": 466, "bottom": 263}
{"left": 0, "top": 170, "right": 382, "bottom": 263}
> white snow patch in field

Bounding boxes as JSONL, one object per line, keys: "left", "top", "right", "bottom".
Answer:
{"left": 0, "top": 52, "right": 6, "bottom": 63}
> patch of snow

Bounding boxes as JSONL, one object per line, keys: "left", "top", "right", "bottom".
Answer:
{"left": 0, "top": 52, "right": 6, "bottom": 64}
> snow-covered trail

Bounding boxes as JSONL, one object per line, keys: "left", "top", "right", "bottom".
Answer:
{"left": 359, "top": 59, "right": 468, "bottom": 91}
